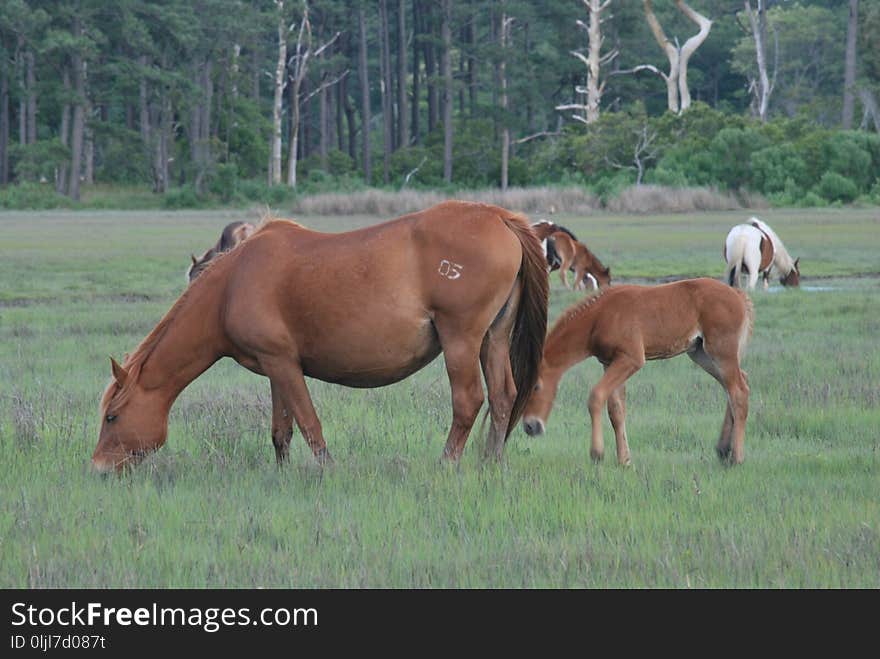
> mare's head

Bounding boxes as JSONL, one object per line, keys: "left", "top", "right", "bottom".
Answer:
{"left": 780, "top": 258, "right": 800, "bottom": 287}
{"left": 92, "top": 357, "right": 170, "bottom": 473}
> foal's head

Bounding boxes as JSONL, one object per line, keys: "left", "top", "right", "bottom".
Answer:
{"left": 521, "top": 359, "right": 562, "bottom": 437}
{"left": 92, "top": 358, "right": 170, "bottom": 473}
{"left": 587, "top": 266, "right": 611, "bottom": 289}
{"left": 780, "top": 258, "right": 800, "bottom": 287}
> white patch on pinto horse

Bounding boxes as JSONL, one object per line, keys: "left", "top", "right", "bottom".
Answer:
{"left": 584, "top": 273, "right": 598, "bottom": 291}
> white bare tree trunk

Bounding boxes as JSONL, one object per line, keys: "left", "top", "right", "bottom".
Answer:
{"left": 842, "top": 0, "right": 858, "bottom": 129}
{"left": 555, "top": 0, "right": 616, "bottom": 125}
{"left": 500, "top": 12, "right": 512, "bottom": 190}
{"left": 744, "top": 0, "right": 772, "bottom": 122}
{"left": 643, "top": 0, "right": 679, "bottom": 113}
{"left": 676, "top": 1, "right": 712, "bottom": 112}
{"left": 642, "top": 1, "right": 711, "bottom": 114}
{"left": 270, "top": 0, "right": 287, "bottom": 185}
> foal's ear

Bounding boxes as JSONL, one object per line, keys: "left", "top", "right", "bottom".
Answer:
{"left": 110, "top": 357, "right": 129, "bottom": 386}
{"left": 191, "top": 254, "right": 198, "bottom": 266}
{"left": 794, "top": 257, "right": 800, "bottom": 270}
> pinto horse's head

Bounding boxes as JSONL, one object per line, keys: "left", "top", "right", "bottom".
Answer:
{"left": 92, "top": 357, "right": 169, "bottom": 473}
{"left": 780, "top": 258, "right": 800, "bottom": 287}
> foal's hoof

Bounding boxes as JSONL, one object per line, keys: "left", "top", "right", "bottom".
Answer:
{"left": 716, "top": 444, "right": 732, "bottom": 462}
{"left": 590, "top": 448, "right": 604, "bottom": 464}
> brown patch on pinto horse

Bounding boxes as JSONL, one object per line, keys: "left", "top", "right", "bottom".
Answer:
{"left": 93, "top": 201, "right": 549, "bottom": 472}
{"left": 522, "top": 278, "right": 753, "bottom": 465}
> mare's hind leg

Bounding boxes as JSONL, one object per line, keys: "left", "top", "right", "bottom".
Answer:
{"left": 436, "top": 318, "right": 485, "bottom": 461}
{"left": 262, "top": 359, "right": 332, "bottom": 465}
{"left": 688, "top": 341, "right": 749, "bottom": 464}
{"left": 589, "top": 357, "right": 643, "bottom": 463}
{"left": 606, "top": 384, "right": 631, "bottom": 466}
{"left": 479, "top": 291, "right": 520, "bottom": 460}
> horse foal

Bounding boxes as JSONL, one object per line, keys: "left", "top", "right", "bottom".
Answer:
{"left": 522, "top": 278, "right": 754, "bottom": 465}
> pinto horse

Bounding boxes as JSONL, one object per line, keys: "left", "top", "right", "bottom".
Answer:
{"left": 724, "top": 217, "right": 800, "bottom": 290}
{"left": 187, "top": 221, "right": 256, "bottom": 282}
{"left": 522, "top": 279, "right": 753, "bottom": 465}
{"left": 93, "top": 201, "right": 549, "bottom": 472}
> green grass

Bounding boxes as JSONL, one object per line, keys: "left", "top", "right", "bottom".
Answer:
{"left": 1, "top": 208, "right": 878, "bottom": 587}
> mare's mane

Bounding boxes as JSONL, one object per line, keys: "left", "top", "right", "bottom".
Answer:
{"left": 101, "top": 217, "right": 305, "bottom": 415}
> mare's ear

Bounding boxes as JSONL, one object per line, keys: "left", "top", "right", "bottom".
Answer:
{"left": 794, "top": 257, "right": 800, "bottom": 270}
{"left": 110, "top": 357, "right": 129, "bottom": 386}
{"left": 191, "top": 254, "right": 199, "bottom": 266}
{"left": 604, "top": 267, "right": 611, "bottom": 276}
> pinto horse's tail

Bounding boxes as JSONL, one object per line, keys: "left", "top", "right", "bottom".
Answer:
{"left": 501, "top": 216, "right": 550, "bottom": 439}
{"left": 726, "top": 234, "right": 747, "bottom": 288}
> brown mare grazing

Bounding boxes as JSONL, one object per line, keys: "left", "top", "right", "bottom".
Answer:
{"left": 548, "top": 231, "right": 611, "bottom": 291}
{"left": 187, "top": 221, "right": 255, "bottom": 282}
{"left": 93, "top": 201, "right": 549, "bottom": 472}
{"left": 522, "top": 278, "right": 753, "bottom": 465}
{"left": 530, "top": 220, "right": 611, "bottom": 290}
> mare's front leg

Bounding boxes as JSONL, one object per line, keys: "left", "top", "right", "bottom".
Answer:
{"left": 263, "top": 360, "right": 332, "bottom": 465}
{"left": 588, "top": 357, "right": 643, "bottom": 463}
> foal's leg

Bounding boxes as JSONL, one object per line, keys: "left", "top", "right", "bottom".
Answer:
{"left": 263, "top": 360, "right": 332, "bottom": 465}
{"left": 687, "top": 345, "right": 734, "bottom": 459}
{"left": 588, "top": 357, "right": 643, "bottom": 463}
{"left": 693, "top": 341, "right": 749, "bottom": 464}
{"left": 606, "top": 384, "right": 632, "bottom": 466}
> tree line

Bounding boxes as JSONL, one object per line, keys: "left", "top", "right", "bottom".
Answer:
{"left": 0, "top": 0, "right": 878, "bottom": 204}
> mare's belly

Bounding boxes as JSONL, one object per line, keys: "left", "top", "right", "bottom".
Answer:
{"left": 299, "top": 313, "right": 442, "bottom": 388}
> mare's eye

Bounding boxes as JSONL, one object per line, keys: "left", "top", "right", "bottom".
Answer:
{"left": 105, "top": 414, "right": 117, "bottom": 423}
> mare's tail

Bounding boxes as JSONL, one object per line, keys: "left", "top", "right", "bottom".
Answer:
{"left": 500, "top": 216, "right": 550, "bottom": 439}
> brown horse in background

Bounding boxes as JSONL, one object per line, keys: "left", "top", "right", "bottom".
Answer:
{"left": 187, "top": 221, "right": 255, "bottom": 282}
{"left": 548, "top": 232, "right": 611, "bottom": 291}
{"left": 93, "top": 201, "right": 549, "bottom": 472}
{"left": 522, "top": 279, "right": 753, "bottom": 465}
{"left": 531, "top": 220, "right": 611, "bottom": 290}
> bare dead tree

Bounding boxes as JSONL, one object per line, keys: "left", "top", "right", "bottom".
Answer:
{"left": 842, "top": 0, "right": 858, "bottom": 129}
{"left": 641, "top": 0, "right": 712, "bottom": 114}
{"left": 742, "top": 0, "right": 775, "bottom": 122}
{"left": 499, "top": 11, "right": 513, "bottom": 190}
{"left": 269, "top": 0, "right": 288, "bottom": 185}
{"left": 285, "top": 1, "right": 342, "bottom": 188}
{"left": 555, "top": 0, "right": 617, "bottom": 125}
{"left": 605, "top": 122, "right": 659, "bottom": 185}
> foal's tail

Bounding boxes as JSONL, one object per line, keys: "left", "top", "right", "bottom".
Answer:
{"left": 735, "top": 289, "right": 755, "bottom": 361}
{"left": 501, "top": 215, "right": 550, "bottom": 439}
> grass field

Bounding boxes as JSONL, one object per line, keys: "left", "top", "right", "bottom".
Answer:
{"left": 1, "top": 206, "right": 878, "bottom": 588}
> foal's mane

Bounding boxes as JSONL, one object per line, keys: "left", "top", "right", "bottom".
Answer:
{"left": 549, "top": 288, "right": 607, "bottom": 335}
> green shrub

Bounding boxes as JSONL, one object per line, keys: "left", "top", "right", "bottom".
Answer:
{"left": 208, "top": 163, "right": 239, "bottom": 202}
{"left": 708, "top": 127, "right": 770, "bottom": 189}
{"left": 815, "top": 171, "right": 859, "bottom": 203}
{"left": 162, "top": 185, "right": 203, "bottom": 209}
{"left": 0, "top": 182, "right": 73, "bottom": 209}
{"left": 750, "top": 144, "right": 809, "bottom": 194}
